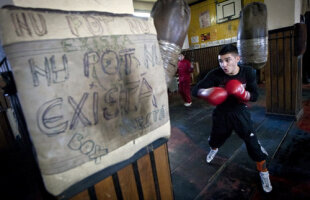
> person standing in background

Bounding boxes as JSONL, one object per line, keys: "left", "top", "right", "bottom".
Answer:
{"left": 178, "top": 53, "right": 193, "bottom": 106}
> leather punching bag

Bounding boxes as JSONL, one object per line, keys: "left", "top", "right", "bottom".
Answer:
{"left": 151, "top": 0, "right": 190, "bottom": 86}
{"left": 237, "top": 2, "right": 268, "bottom": 70}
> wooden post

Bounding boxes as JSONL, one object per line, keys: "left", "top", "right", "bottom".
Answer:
{"left": 265, "top": 26, "right": 303, "bottom": 120}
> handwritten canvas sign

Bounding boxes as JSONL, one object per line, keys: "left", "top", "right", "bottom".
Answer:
{"left": 0, "top": 7, "right": 170, "bottom": 194}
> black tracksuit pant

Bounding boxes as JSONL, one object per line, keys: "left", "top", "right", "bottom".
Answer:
{"left": 209, "top": 108, "right": 267, "bottom": 162}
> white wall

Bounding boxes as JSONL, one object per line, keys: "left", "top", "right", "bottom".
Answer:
{"left": 265, "top": 0, "right": 302, "bottom": 30}
{"left": 295, "top": 0, "right": 302, "bottom": 23}
{"left": 0, "top": 0, "right": 134, "bottom": 14}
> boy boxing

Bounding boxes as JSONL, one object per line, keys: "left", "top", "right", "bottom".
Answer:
{"left": 192, "top": 44, "right": 272, "bottom": 193}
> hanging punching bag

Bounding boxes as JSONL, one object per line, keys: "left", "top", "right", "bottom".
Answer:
{"left": 237, "top": 2, "right": 268, "bottom": 70}
{"left": 151, "top": 0, "right": 191, "bottom": 86}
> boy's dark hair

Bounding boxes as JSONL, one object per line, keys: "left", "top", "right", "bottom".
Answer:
{"left": 218, "top": 44, "right": 238, "bottom": 55}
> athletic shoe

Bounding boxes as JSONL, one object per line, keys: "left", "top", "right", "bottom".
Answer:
{"left": 184, "top": 102, "right": 192, "bottom": 107}
{"left": 206, "top": 148, "right": 218, "bottom": 163}
{"left": 259, "top": 171, "right": 273, "bottom": 193}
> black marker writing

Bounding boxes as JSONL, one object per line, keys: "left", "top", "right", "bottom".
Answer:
{"left": 68, "top": 93, "right": 92, "bottom": 130}
{"left": 10, "top": 12, "right": 47, "bottom": 37}
{"left": 37, "top": 98, "right": 68, "bottom": 136}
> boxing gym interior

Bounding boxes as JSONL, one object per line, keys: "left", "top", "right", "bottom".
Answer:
{"left": 0, "top": 0, "right": 310, "bottom": 200}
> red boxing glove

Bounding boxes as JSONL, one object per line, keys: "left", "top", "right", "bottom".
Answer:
{"left": 225, "top": 80, "right": 250, "bottom": 102}
{"left": 198, "top": 87, "right": 228, "bottom": 106}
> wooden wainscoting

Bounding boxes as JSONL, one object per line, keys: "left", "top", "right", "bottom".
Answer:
{"left": 265, "top": 26, "right": 303, "bottom": 120}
